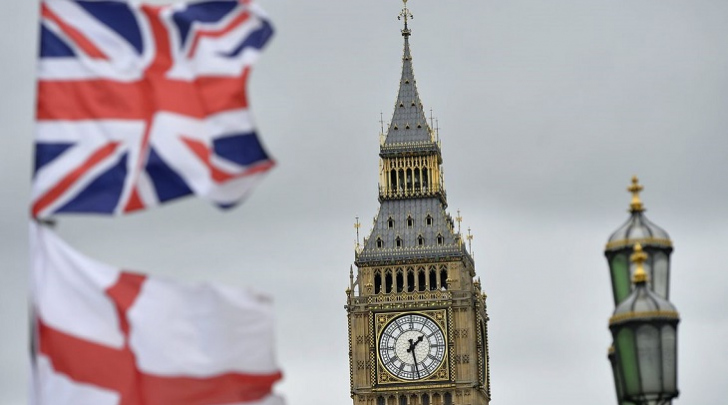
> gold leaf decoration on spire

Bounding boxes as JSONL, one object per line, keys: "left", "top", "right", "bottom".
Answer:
{"left": 628, "top": 175, "right": 645, "bottom": 213}
{"left": 398, "top": 0, "right": 413, "bottom": 35}
{"left": 630, "top": 243, "right": 649, "bottom": 284}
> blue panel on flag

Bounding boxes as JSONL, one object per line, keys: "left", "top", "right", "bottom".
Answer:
{"left": 40, "top": 25, "right": 75, "bottom": 58}
{"left": 35, "top": 143, "right": 73, "bottom": 173}
{"left": 77, "top": 1, "right": 143, "bottom": 55}
{"left": 57, "top": 154, "right": 128, "bottom": 214}
{"left": 224, "top": 20, "right": 274, "bottom": 57}
{"left": 146, "top": 148, "right": 193, "bottom": 203}
{"left": 172, "top": 1, "right": 238, "bottom": 48}
{"left": 213, "top": 133, "right": 269, "bottom": 166}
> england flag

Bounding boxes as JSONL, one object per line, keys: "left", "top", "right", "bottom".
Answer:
{"left": 33, "top": 0, "right": 275, "bottom": 218}
{"left": 30, "top": 222, "right": 284, "bottom": 405}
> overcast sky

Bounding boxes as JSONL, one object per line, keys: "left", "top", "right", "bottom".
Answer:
{"left": 2, "top": 1, "right": 728, "bottom": 404}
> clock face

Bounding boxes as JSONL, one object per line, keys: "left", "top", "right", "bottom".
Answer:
{"left": 378, "top": 313, "right": 446, "bottom": 381}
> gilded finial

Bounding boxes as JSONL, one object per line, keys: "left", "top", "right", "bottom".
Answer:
{"left": 456, "top": 209, "right": 462, "bottom": 234}
{"left": 398, "top": 0, "right": 413, "bottom": 36}
{"left": 466, "top": 227, "right": 473, "bottom": 253}
{"left": 630, "top": 243, "right": 649, "bottom": 284}
{"left": 354, "top": 217, "right": 361, "bottom": 252}
{"left": 628, "top": 176, "right": 645, "bottom": 213}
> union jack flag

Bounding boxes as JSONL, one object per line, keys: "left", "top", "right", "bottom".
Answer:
{"left": 33, "top": 0, "right": 275, "bottom": 218}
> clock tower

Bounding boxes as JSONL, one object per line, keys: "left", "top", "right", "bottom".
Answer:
{"left": 345, "top": 2, "right": 491, "bottom": 405}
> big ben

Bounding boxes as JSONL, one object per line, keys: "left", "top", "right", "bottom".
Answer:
{"left": 345, "top": 2, "right": 491, "bottom": 405}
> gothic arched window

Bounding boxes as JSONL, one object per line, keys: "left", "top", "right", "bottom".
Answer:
{"left": 376, "top": 237, "right": 383, "bottom": 249}
{"left": 395, "top": 236, "right": 403, "bottom": 248}
{"left": 407, "top": 270, "right": 415, "bottom": 292}
{"left": 440, "top": 269, "right": 448, "bottom": 290}
{"left": 388, "top": 217, "right": 395, "bottom": 228}
{"left": 418, "top": 269, "right": 426, "bottom": 292}
{"left": 385, "top": 272, "right": 393, "bottom": 294}
{"left": 374, "top": 271, "right": 382, "bottom": 294}
{"left": 417, "top": 235, "right": 424, "bottom": 246}
{"left": 396, "top": 271, "right": 404, "bottom": 293}
{"left": 407, "top": 216, "right": 414, "bottom": 227}
{"left": 426, "top": 215, "right": 433, "bottom": 226}
{"left": 437, "top": 234, "right": 444, "bottom": 245}
{"left": 429, "top": 268, "right": 437, "bottom": 291}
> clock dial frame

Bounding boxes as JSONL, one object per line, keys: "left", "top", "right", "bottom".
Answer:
{"left": 375, "top": 310, "right": 450, "bottom": 384}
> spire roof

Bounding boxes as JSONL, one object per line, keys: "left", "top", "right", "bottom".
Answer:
{"left": 384, "top": 8, "right": 434, "bottom": 147}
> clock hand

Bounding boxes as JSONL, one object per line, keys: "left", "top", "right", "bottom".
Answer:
{"left": 411, "top": 344, "right": 420, "bottom": 378}
{"left": 406, "top": 335, "right": 425, "bottom": 378}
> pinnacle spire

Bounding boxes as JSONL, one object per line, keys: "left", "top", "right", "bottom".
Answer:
{"left": 398, "top": 0, "right": 413, "bottom": 36}
{"left": 384, "top": 1, "right": 434, "bottom": 147}
{"left": 628, "top": 176, "right": 645, "bottom": 213}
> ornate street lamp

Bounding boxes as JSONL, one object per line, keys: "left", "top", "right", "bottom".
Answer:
{"left": 605, "top": 177, "right": 673, "bottom": 306}
{"left": 609, "top": 244, "right": 680, "bottom": 405}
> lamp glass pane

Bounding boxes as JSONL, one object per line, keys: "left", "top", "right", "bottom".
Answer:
{"left": 617, "top": 328, "right": 640, "bottom": 396}
{"left": 636, "top": 325, "right": 661, "bottom": 394}
{"left": 661, "top": 325, "right": 677, "bottom": 393}
{"left": 653, "top": 252, "right": 669, "bottom": 300}
{"left": 611, "top": 254, "right": 630, "bottom": 304}
{"left": 609, "top": 350, "right": 625, "bottom": 401}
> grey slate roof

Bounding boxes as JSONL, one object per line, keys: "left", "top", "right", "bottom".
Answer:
{"left": 357, "top": 198, "right": 467, "bottom": 265}
{"left": 384, "top": 35, "right": 433, "bottom": 146}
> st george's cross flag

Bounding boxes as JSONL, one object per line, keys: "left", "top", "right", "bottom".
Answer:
{"left": 30, "top": 222, "right": 284, "bottom": 405}
{"left": 33, "top": 0, "right": 275, "bottom": 218}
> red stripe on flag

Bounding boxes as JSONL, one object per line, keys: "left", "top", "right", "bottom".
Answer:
{"left": 180, "top": 136, "right": 235, "bottom": 182}
{"left": 32, "top": 142, "right": 121, "bottom": 218}
{"left": 198, "top": 68, "right": 250, "bottom": 114}
{"left": 123, "top": 187, "right": 146, "bottom": 213}
{"left": 179, "top": 136, "right": 274, "bottom": 184}
{"left": 142, "top": 6, "right": 174, "bottom": 76}
{"left": 188, "top": 10, "right": 252, "bottom": 58}
{"left": 106, "top": 273, "right": 146, "bottom": 336}
{"left": 38, "top": 318, "right": 282, "bottom": 405}
{"left": 41, "top": 4, "right": 109, "bottom": 60}
{"left": 37, "top": 76, "right": 249, "bottom": 121}
{"left": 141, "top": 371, "right": 283, "bottom": 404}
{"left": 37, "top": 318, "right": 139, "bottom": 403}
{"left": 36, "top": 270, "right": 282, "bottom": 404}
{"left": 37, "top": 80, "right": 151, "bottom": 120}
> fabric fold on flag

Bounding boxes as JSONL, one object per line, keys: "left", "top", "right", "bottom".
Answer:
{"left": 33, "top": 0, "right": 276, "bottom": 218}
{"left": 30, "top": 222, "right": 284, "bottom": 405}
